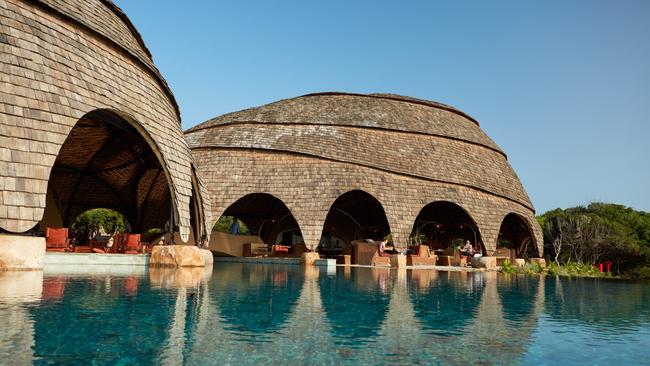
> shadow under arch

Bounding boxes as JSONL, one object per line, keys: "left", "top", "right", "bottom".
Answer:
{"left": 216, "top": 193, "right": 304, "bottom": 246}
{"left": 497, "top": 213, "right": 539, "bottom": 259}
{"left": 408, "top": 271, "right": 486, "bottom": 335}
{"left": 410, "top": 201, "right": 484, "bottom": 252}
{"left": 41, "top": 109, "right": 177, "bottom": 238}
{"left": 209, "top": 263, "right": 303, "bottom": 335}
{"left": 318, "top": 268, "right": 392, "bottom": 345}
{"left": 319, "top": 190, "right": 391, "bottom": 255}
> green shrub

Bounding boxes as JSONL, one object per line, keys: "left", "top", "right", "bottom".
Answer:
{"left": 499, "top": 259, "right": 517, "bottom": 274}
{"left": 623, "top": 266, "right": 650, "bottom": 279}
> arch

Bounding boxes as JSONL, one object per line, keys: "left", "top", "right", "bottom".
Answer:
{"left": 410, "top": 201, "right": 484, "bottom": 253}
{"left": 497, "top": 213, "right": 539, "bottom": 259}
{"left": 319, "top": 190, "right": 391, "bottom": 257}
{"left": 217, "top": 193, "right": 305, "bottom": 246}
{"left": 41, "top": 109, "right": 175, "bottom": 239}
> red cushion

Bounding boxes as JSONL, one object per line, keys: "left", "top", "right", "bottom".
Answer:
{"left": 123, "top": 234, "right": 141, "bottom": 249}
{"left": 46, "top": 227, "right": 68, "bottom": 247}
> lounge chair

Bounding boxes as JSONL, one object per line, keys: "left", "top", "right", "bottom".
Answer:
{"left": 45, "top": 227, "right": 71, "bottom": 252}
{"left": 123, "top": 234, "right": 142, "bottom": 254}
{"left": 437, "top": 247, "right": 467, "bottom": 266}
{"left": 351, "top": 240, "right": 391, "bottom": 266}
{"left": 271, "top": 244, "right": 290, "bottom": 256}
{"left": 407, "top": 245, "right": 437, "bottom": 266}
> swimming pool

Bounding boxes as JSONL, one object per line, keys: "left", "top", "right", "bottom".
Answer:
{"left": 0, "top": 263, "right": 648, "bottom": 365}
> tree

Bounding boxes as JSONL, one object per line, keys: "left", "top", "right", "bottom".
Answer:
{"left": 538, "top": 203, "right": 650, "bottom": 274}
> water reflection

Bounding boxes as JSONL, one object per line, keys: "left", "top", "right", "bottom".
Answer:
{"left": 0, "top": 265, "right": 648, "bottom": 365}
{"left": 210, "top": 263, "right": 303, "bottom": 337}
{"left": 319, "top": 267, "right": 392, "bottom": 345}
{"left": 408, "top": 270, "right": 486, "bottom": 336}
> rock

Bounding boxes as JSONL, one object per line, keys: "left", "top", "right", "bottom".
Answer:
{"left": 514, "top": 258, "right": 526, "bottom": 268}
{"left": 150, "top": 245, "right": 210, "bottom": 267}
{"left": 529, "top": 257, "right": 547, "bottom": 268}
{"left": 0, "top": 235, "right": 45, "bottom": 271}
{"left": 390, "top": 254, "right": 407, "bottom": 268}
{"left": 471, "top": 256, "right": 497, "bottom": 269}
{"left": 301, "top": 252, "right": 320, "bottom": 265}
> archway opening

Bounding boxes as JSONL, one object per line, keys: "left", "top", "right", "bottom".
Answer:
{"left": 497, "top": 213, "right": 538, "bottom": 259}
{"left": 319, "top": 190, "right": 391, "bottom": 257}
{"left": 69, "top": 208, "right": 127, "bottom": 245}
{"left": 410, "top": 201, "right": 483, "bottom": 253}
{"left": 218, "top": 193, "right": 304, "bottom": 251}
{"left": 41, "top": 110, "right": 172, "bottom": 246}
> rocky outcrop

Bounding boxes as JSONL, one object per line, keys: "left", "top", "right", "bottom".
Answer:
{"left": 0, "top": 235, "right": 45, "bottom": 271}
{"left": 150, "top": 245, "right": 214, "bottom": 267}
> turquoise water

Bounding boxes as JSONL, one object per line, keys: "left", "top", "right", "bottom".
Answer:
{"left": 0, "top": 263, "right": 649, "bottom": 365}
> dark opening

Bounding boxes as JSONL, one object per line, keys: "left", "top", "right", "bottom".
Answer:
{"left": 410, "top": 201, "right": 483, "bottom": 253}
{"left": 497, "top": 213, "right": 538, "bottom": 258}
{"left": 220, "top": 193, "right": 303, "bottom": 245}
{"left": 42, "top": 110, "right": 171, "bottom": 235}
{"left": 319, "top": 190, "right": 391, "bottom": 255}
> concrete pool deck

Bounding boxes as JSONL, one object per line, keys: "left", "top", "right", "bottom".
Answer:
{"left": 44, "top": 252, "right": 150, "bottom": 267}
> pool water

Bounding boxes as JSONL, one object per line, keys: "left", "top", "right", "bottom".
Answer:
{"left": 0, "top": 263, "right": 649, "bottom": 365}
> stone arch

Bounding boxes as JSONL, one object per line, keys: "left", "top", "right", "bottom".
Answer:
{"left": 215, "top": 193, "right": 306, "bottom": 246}
{"left": 41, "top": 109, "right": 177, "bottom": 239}
{"left": 318, "top": 190, "right": 391, "bottom": 255}
{"left": 409, "top": 201, "right": 484, "bottom": 253}
{"left": 496, "top": 212, "right": 540, "bottom": 259}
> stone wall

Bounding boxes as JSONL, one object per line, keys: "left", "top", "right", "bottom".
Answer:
{"left": 0, "top": 0, "right": 210, "bottom": 240}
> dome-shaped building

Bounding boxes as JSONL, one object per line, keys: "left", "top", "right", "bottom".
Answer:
{"left": 186, "top": 92, "right": 542, "bottom": 258}
{"left": 0, "top": 0, "right": 211, "bottom": 268}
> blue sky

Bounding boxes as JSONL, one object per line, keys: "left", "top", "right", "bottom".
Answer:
{"left": 114, "top": 0, "right": 649, "bottom": 215}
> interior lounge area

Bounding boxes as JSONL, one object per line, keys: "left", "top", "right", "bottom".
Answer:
{"left": 36, "top": 109, "right": 203, "bottom": 260}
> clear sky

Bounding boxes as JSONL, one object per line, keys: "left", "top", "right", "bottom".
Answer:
{"left": 114, "top": 0, "right": 649, "bottom": 215}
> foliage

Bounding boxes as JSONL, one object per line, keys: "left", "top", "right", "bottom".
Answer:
{"left": 70, "top": 208, "right": 126, "bottom": 243}
{"left": 213, "top": 215, "right": 250, "bottom": 235}
{"left": 522, "top": 260, "right": 544, "bottom": 275}
{"left": 537, "top": 202, "right": 650, "bottom": 275}
{"left": 546, "top": 262, "right": 608, "bottom": 278}
{"left": 499, "top": 259, "right": 516, "bottom": 274}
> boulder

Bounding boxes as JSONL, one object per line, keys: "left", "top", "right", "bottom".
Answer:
{"left": 0, "top": 235, "right": 45, "bottom": 271}
{"left": 513, "top": 258, "right": 526, "bottom": 268}
{"left": 301, "top": 252, "right": 320, "bottom": 265}
{"left": 150, "top": 245, "right": 211, "bottom": 267}
{"left": 471, "top": 256, "right": 497, "bottom": 269}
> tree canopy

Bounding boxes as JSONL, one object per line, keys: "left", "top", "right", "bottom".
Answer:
{"left": 537, "top": 202, "right": 650, "bottom": 275}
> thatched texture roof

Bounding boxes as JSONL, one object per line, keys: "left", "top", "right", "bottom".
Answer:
{"left": 186, "top": 92, "right": 542, "bottom": 254}
{"left": 0, "top": 0, "right": 210, "bottom": 242}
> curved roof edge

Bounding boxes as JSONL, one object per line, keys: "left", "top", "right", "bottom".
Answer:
{"left": 31, "top": 0, "right": 181, "bottom": 120}
{"left": 303, "top": 92, "right": 480, "bottom": 126}
{"left": 101, "top": 0, "right": 153, "bottom": 60}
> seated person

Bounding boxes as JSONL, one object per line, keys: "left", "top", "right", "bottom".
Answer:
{"left": 378, "top": 240, "right": 398, "bottom": 255}
{"left": 460, "top": 240, "right": 474, "bottom": 257}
